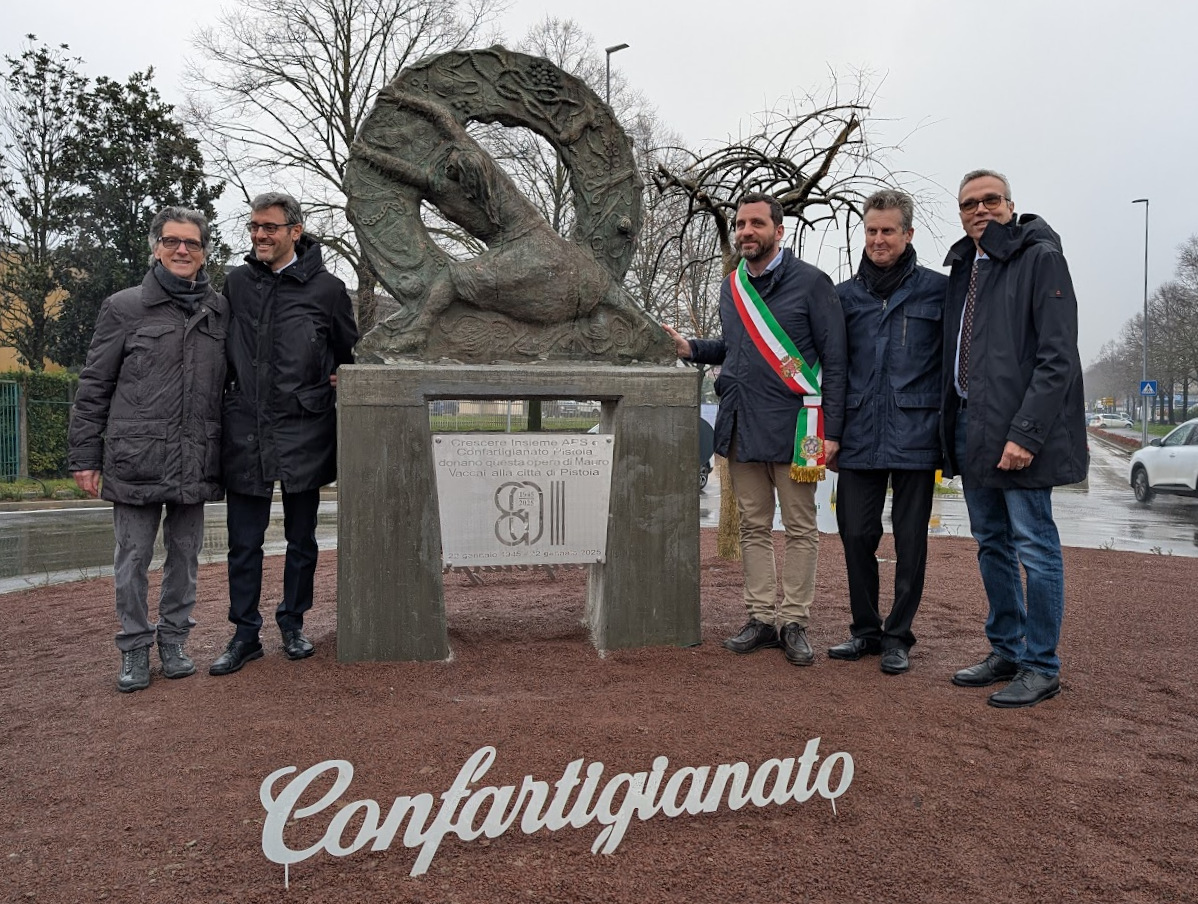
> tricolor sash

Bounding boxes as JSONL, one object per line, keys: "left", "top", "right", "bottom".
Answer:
{"left": 729, "top": 259, "right": 826, "bottom": 482}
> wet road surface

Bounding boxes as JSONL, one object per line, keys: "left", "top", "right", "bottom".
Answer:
{"left": 698, "top": 436, "right": 1198, "bottom": 557}
{"left": 2, "top": 434, "right": 1195, "bottom": 593}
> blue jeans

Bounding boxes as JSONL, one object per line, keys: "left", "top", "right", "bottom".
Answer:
{"left": 955, "top": 411, "right": 1065, "bottom": 675}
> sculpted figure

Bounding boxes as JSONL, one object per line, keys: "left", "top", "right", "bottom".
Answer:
{"left": 344, "top": 48, "right": 674, "bottom": 365}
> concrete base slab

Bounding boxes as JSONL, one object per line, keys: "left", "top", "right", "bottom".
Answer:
{"left": 337, "top": 363, "right": 701, "bottom": 661}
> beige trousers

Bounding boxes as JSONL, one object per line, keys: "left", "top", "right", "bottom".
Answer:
{"left": 727, "top": 435, "right": 818, "bottom": 627}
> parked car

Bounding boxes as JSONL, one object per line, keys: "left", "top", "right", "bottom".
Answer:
{"left": 1091, "top": 413, "right": 1133, "bottom": 428}
{"left": 1128, "top": 417, "right": 1198, "bottom": 504}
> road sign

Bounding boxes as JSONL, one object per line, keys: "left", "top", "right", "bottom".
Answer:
{"left": 1140, "top": 380, "right": 1158, "bottom": 396}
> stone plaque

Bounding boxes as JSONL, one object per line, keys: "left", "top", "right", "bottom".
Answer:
{"left": 433, "top": 433, "right": 614, "bottom": 566}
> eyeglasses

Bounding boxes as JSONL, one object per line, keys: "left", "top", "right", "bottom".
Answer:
{"left": 158, "top": 236, "right": 204, "bottom": 253}
{"left": 958, "top": 194, "right": 1009, "bottom": 214}
{"left": 247, "top": 222, "right": 297, "bottom": 235}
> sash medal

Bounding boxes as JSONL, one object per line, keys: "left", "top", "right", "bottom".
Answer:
{"left": 729, "top": 260, "right": 825, "bottom": 482}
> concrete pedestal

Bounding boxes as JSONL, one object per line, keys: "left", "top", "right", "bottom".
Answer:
{"left": 336, "top": 363, "right": 701, "bottom": 661}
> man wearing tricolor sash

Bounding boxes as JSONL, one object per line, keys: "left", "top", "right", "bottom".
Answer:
{"left": 665, "top": 193, "right": 846, "bottom": 666}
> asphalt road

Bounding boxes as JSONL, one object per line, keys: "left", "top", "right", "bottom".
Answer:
{"left": 2, "top": 432, "right": 1195, "bottom": 593}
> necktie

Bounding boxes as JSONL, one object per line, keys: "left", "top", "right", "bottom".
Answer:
{"left": 959, "top": 261, "right": 979, "bottom": 393}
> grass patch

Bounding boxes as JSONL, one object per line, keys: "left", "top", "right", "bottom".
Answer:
{"left": 0, "top": 478, "right": 89, "bottom": 501}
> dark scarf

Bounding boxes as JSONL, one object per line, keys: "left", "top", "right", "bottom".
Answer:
{"left": 152, "top": 261, "right": 210, "bottom": 316}
{"left": 856, "top": 244, "right": 917, "bottom": 301}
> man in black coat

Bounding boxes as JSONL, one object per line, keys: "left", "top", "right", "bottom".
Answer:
{"left": 665, "top": 193, "right": 846, "bottom": 666}
{"left": 210, "top": 192, "right": 359, "bottom": 676}
{"left": 940, "top": 170, "right": 1087, "bottom": 708}
{"left": 830, "top": 190, "right": 946, "bottom": 676}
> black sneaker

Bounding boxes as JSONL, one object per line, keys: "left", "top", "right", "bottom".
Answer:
{"left": 723, "top": 618, "right": 780, "bottom": 654}
{"left": 157, "top": 641, "right": 196, "bottom": 679}
{"left": 117, "top": 647, "right": 151, "bottom": 693}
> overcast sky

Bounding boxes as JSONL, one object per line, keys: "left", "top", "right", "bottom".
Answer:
{"left": 6, "top": 0, "right": 1196, "bottom": 367}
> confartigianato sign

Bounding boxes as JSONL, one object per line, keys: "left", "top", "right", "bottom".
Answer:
{"left": 261, "top": 741, "right": 854, "bottom": 886}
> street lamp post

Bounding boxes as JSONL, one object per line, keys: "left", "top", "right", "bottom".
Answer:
{"left": 604, "top": 43, "right": 629, "bottom": 106}
{"left": 1133, "top": 197, "right": 1149, "bottom": 447}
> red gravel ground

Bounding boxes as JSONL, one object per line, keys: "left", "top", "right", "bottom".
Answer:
{"left": 3, "top": 530, "right": 1196, "bottom": 903}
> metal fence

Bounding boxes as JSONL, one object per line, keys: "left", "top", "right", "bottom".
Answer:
{"left": 0, "top": 381, "right": 18, "bottom": 481}
{"left": 428, "top": 399, "right": 602, "bottom": 433}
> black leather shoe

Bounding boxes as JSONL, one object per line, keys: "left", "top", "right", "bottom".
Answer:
{"left": 282, "top": 630, "right": 315, "bottom": 660}
{"left": 880, "top": 647, "right": 909, "bottom": 675}
{"left": 209, "top": 638, "right": 264, "bottom": 676}
{"left": 117, "top": 647, "right": 151, "bottom": 693}
{"left": 827, "top": 636, "right": 882, "bottom": 660}
{"left": 951, "top": 652, "right": 1019, "bottom": 687}
{"left": 988, "top": 669, "right": 1060, "bottom": 708}
{"left": 157, "top": 641, "right": 195, "bottom": 679}
{"left": 723, "top": 619, "right": 779, "bottom": 654}
{"left": 780, "top": 622, "right": 814, "bottom": 666}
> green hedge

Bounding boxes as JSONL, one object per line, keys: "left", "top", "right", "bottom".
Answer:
{"left": 1, "top": 371, "right": 78, "bottom": 478}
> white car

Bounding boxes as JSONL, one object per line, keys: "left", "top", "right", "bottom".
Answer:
{"left": 1129, "top": 417, "right": 1198, "bottom": 504}
{"left": 1091, "top": 413, "right": 1133, "bottom": 428}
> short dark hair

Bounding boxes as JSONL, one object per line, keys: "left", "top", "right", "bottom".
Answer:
{"left": 737, "top": 192, "right": 784, "bottom": 227}
{"left": 250, "top": 191, "right": 303, "bottom": 226}
{"left": 863, "top": 190, "right": 915, "bottom": 232}
{"left": 147, "top": 207, "right": 211, "bottom": 256}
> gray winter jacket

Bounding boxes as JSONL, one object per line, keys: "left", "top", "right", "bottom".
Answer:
{"left": 69, "top": 269, "right": 228, "bottom": 505}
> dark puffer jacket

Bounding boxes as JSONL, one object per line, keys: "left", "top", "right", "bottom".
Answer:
{"left": 221, "top": 235, "right": 358, "bottom": 496}
{"left": 940, "top": 214, "right": 1087, "bottom": 487}
{"left": 836, "top": 254, "right": 946, "bottom": 470}
{"left": 689, "top": 250, "right": 846, "bottom": 463}
{"left": 68, "top": 269, "right": 228, "bottom": 505}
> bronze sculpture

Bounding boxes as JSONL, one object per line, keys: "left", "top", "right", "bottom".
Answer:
{"left": 345, "top": 47, "right": 674, "bottom": 365}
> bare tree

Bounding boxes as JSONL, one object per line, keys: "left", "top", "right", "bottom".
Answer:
{"left": 187, "top": 0, "right": 501, "bottom": 331}
{"left": 0, "top": 38, "right": 85, "bottom": 371}
{"left": 649, "top": 73, "right": 913, "bottom": 558}
{"left": 652, "top": 73, "right": 919, "bottom": 282}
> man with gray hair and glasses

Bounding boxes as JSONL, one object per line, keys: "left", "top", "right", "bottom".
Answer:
{"left": 829, "top": 189, "right": 946, "bottom": 676}
{"left": 69, "top": 207, "right": 227, "bottom": 692}
{"left": 210, "top": 192, "right": 358, "bottom": 676}
{"left": 940, "top": 169, "right": 1086, "bottom": 708}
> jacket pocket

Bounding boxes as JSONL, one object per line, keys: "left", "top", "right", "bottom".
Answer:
{"left": 105, "top": 420, "right": 168, "bottom": 483}
{"left": 901, "top": 304, "right": 942, "bottom": 347}
{"left": 893, "top": 392, "right": 941, "bottom": 457}
{"left": 294, "top": 384, "right": 335, "bottom": 415}
{"left": 204, "top": 421, "right": 222, "bottom": 483}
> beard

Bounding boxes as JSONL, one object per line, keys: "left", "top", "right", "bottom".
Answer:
{"left": 736, "top": 235, "right": 778, "bottom": 263}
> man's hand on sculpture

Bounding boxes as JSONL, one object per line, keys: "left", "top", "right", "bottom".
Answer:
{"left": 662, "top": 325, "right": 692, "bottom": 360}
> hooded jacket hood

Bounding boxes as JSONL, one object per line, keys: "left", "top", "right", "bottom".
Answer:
{"left": 945, "top": 213, "right": 1063, "bottom": 268}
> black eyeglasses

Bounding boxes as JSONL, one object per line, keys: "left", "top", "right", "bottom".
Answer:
{"left": 158, "top": 236, "right": 204, "bottom": 253}
{"left": 248, "top": 222, "right": 297, "bottom": 235}
{"left": 958, "top": 194, "right": 1009, "bottom": 214}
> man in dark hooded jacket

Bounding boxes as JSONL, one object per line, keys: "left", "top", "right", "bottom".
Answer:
{"left": 941, "top": 169, "right": 1087, "bottom": 708}
{"left": 69, "top": 207, "right": 226, "bottom": 692}
{"left": 830, "top": 190, "right": 946, "bottom": 676}
{"left": 210, "top": 192, "right": 358, "bottom": 676}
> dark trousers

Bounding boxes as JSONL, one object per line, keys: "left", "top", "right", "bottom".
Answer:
{"left": 226, "top": 488, "right": 321, "bottom": 641}
{"left": 835, "top": 468, "right": 935, "bottom": 651}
